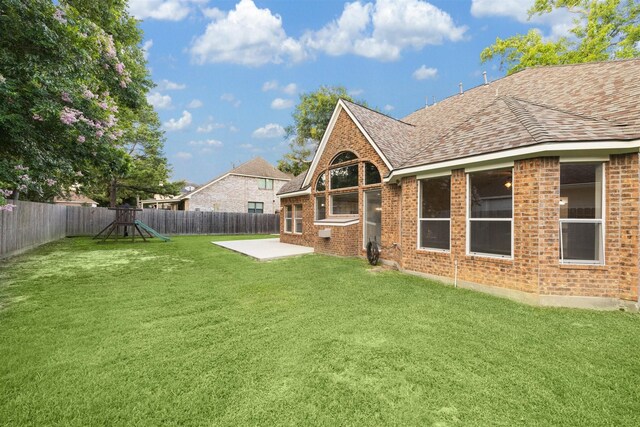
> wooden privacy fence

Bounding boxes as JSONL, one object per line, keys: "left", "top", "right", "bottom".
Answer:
{"left": 1, "top": 201, "right": 280, "bottom": 258}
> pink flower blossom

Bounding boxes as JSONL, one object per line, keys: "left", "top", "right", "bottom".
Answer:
{"left": 18, "top": 174, "right": 30, "bottom": 182}
{"left": 103, "top": 63, "right": 110, "bottom": 70}
{"left": 60, "top": 107, "right": 82, "bottom": 125}
{"left": 115, "top": 62, "right": 125, "bottom": 75}
{"left": 14, "top": 165, "right": 28, "bottom": 171}
{"left": 32, "top": 114, "right": 43, "bottom": 121}
{"left": 77, "top": 135, "right": 86, "bottom": 143}
{"left": 17, "top": 184, "right": 27, "bottom": 192}
{"left": 45, "top": 178, "right": 57, "bottom": 186}
{"left": 75, "top": 171, "right": 84, "bottom": 177}
{"left": 98, "top": 101, "right": 108, "bottom": 110}
{"left": 119, "top": 81, "right": 127, "bottom": 88}
{"left": 109, "top": 105, "right": 118, "bottom": 113}
{"left": 0, "top": 74, "right": 6, "bottom": 84}
{"left": 1, "top": 189, "right": 13, "bottom": 198}
{"left": 82, "top": 89, "right": 96, "bottom": 99}
{"left": 96, "top": 130, "right": 104, "bottom": 138}
{"left": 108, "top": 133, "right": 118, "bottom": 141}
{"left": 61, "top": 92, "right": 72, "bottom": 103}
{"left": 0, "top": 204, "right": 17, "bottom": 212}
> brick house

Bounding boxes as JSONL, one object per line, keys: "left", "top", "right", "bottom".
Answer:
{"left": 277, "top": 59, "right": 640, "bottom": 309}
{"left": 147, "top": 157, "right": 291, "bottom": 212}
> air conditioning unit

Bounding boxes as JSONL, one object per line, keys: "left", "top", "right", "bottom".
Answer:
{"left": 318, "top": 228, "right": 331, "bottom": 238}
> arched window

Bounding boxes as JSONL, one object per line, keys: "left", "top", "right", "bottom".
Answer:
{"left": 315, "top": 173, "right": 326, "bottom": 191}
{"left": 364, "top": 162, "right": 381, "bottom": 185}
{"left": 331, "top": 151, "right": 358, "bottom": 165}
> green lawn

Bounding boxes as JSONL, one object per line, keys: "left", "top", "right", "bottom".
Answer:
{"left": 1, "top": 236, "right": 639, "bottom": 426}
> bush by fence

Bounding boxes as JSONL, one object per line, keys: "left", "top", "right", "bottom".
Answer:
{"left": 1, "top": 201, "right": 280, "bottom": 258}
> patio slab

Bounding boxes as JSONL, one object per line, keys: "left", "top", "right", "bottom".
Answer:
{"left": 212, "top": 238, "right": 314, "bottom": 261}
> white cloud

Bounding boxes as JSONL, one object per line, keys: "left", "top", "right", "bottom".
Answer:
{"left": 197, "top": 121, "right": 225, "bottom": 133}
{"left": 229, "top": 125, "right": 239, "bottom": 133}
{"left": 252, "top": 123, "right": 286, "bottom": 138}
{"left": 221, "top": 93, "right": 241, "bottom": 107}
{"left": 188, "top": 139, "right": 223, "bottom": 147}
{"left": 271, "top": 98, "right": 294, "bottom": 110}
{"left": 282, "top": 83, "right": 298, "bottom": 95}
{"left": 201, "top": 7, "right": 225, "bottom": 20}
{"left": 147, "top": 91, "right": 172, "bottom": 109}
{"left": 142, "top": 39, "right": 153, "bottom": 60}
{"left": 303, "top": 0, "right": 467, "bottom": 61}
{"left": 384, "top": 104, "right": 395, "bottom": 111}
{"left": 128, "top": 0, "right": 206, "bottom": 21}
{"left": 190, "top": 0, "right": 307, "bottom": 66}
{"left": 164, "top": 111, "right": 192, "bottom": 131}
{"left": 175, "top": 151, "right": 193, "bottom": 160}
{"left": 470, "top": 0, "right": 574, "bottom": 39}
{"left": 187, "top": 99, "right": 203, "bottom": 108}
{"left": 349, "top": 88, "right": 364, "bottom": 96}
{"left": 262, "top": 80, "right": 279, "bottom": 91}
{"left": 413, "top": 65, "right": 438, "bottom": 80}
{"left": 156, "top": 79, "right": 186, "bottom": 90}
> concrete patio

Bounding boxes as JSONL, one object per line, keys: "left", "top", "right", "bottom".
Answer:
{"left": 212, "top": 238, "right": 314, "bottom": 261}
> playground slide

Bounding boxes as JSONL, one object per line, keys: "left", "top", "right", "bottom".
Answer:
{"left": 134, "top": 220, "right": 171, "bottom": 242}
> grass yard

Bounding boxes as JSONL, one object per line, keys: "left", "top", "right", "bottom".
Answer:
{"left": 1, "top": 235, "right": 639, "bottom": 426}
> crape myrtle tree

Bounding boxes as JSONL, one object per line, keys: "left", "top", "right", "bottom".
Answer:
{"left": 278, "top": 86, "right": 365, "bottom": 176}
{"left": 481, "top": 0, "right": 640, "bottom": 75}
{"left": 0, "top": 0, "right": 177, "bottom": 209}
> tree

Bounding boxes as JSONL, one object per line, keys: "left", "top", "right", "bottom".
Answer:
{"left": 0, "top": 0, "right": 176, "bottom": 208}
{"left": 278, "top": 86, "right": 361, "bottom": 176}
{"left": 481, "top": 0, "right": 640, "bottom": 75}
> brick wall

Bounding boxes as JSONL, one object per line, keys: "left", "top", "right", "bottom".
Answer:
{"left": 189, "top": 175, "right": 288, "bottom": 213}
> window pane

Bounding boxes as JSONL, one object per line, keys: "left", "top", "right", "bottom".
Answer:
{"left": 469, "top": 169, "right": 512, "bottom": 218}
{"left": 365, "top": 162, "right": 381, "bottom": 185}
{"left": 560, "top": 163, "right": 602, "bottom": 219}
{"left": 561, "top": 222, "right": 602, "bottom": 262}
{"left": 285, "top": 206, "right": 292, "bottom": 232}
{"left": 316, "top": 196, "right": 326, "bottom": 220}
{"left": 294, "top": 204, "right": 303, "bottom": 233}
{"left": 331, "top": 151, "right": 358, "bottom": 164}
{"left": 420, "top": 220, "right": 450, "bottom": 250}
{"left": 330, "top": 164, "right": 359, "bottom": 189}
{"left": 421, "top": 176, "right": 450, "bottom": 218}
{"left": 332, "top": 192, "right": 358, "bottom": 215}
{"left": 470, "top": 221, "right": 511, "bottom": 256}
{"left": 316, "top": 173, "right": 326, "bottom": 191}
{"left": 266, "top": 179, "right": 273, "bottom": 190}
{"left": 258, "top": 179, "right": 265, "bottom": 189}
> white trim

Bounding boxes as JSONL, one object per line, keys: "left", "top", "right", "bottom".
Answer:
{"left": 302, "top": 100, "right": 393, "bottom": 188}
{"left": 314, "top": 219, "right": 359, "bottom": 227}
{"left": 278, "top": 188, "right": 311, "bottom": 199}
{"left": 416, "top": 170, "right": 452, "bottom": 180}
{"left": 385, "top": 139, "right": 640, "bottom": 183}
{"left": 465, "top": 161, "right": 514, "bottom": 173}
{"left": 560, "top": 155, "right": 610, "bottom": 163}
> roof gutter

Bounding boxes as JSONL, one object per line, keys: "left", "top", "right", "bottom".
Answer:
{"left": 384, "top": 139, "right": 640, "bottom": 184}
{"left": 277, "top": 188, "right": 312, "bottom": 199}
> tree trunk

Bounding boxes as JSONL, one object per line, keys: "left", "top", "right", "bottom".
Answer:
{"left": 110, "top": 179, "right": 117, "bottom": 207}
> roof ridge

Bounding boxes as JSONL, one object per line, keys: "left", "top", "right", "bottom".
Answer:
{"left": 510, "top": 96, "right": 629, "bottom": 127}
{"left": 501, "top": 96, "right": 550, "bottom": 143}
{"left": 341, "top": 98, "right": 415, "bottom": 127}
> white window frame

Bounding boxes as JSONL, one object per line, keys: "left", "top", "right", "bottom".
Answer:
{"left": 294, "top": 204, "right": 303, "bottom": 234}
{"left": 466, "top": 168, "right": 514, "bottom": 260}
{"left": 559, "top": 162, "right": 605, "bottom": 265}
{"left": 417, "top": 175, "right": 451, "bottom": 252}
{"left": 315, "top": 195, "right": 326, "bottom": 221}
{"left": 284, "top": 206, "right": 292, "bottom": 233}
{"left": 248, "top": 201, "right": 264, "bottom": 214}
{"left": 258, "top": 178, "right": 273, "bottom": 190}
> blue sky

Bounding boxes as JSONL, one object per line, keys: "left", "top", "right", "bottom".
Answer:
{"left": 130, "top": 0, "right": 574, "bottom": 184}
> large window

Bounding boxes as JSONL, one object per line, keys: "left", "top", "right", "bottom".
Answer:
{"left": 284, "top": 206, "right": 292, "bottom": 233}
{"left": 258, "top": 178, "right": 273, "bottom": 190}
{"left": 468, "top": 169, "right": 513, "bottom": 257}
{"left": 248, "top": 201, "right": 264, "bottom": 214}
{"left": 294, "top": 204, "right": 303, "bottom": 233}
{"left": 419, "top": 176, "right": 451, "bottom": 250}
{"left": 331, "top": 151, "right": 357, "bottom": 164}
{"left": 365, "top": 162, "right": 381, "bottom": 185}
{"left": 315, "top": 196, "right": 326, "bottom": 220}
{"left": 315, "top": 173, "right": 326, "bottom": 191}
{"left": 559, "top": 163, "right": 604, "bottom": 264}
{"left": 331, "top": 192, "right": 358, "bottom": 215}
{"left": 330, "top": 164, "right": 359, "bottom": 189}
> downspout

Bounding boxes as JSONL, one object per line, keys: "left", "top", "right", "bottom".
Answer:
{"left": 454, "top": 258, "right": 458, "bottom": 288}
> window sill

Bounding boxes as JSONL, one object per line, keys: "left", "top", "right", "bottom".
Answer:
{"left": 314, "top": 217, "right": 359, "bottom": 227}
{"left": 467, "top": 253, "right": 513, "bottom": 263}
{"left": 417, "top": 248, "right": 450, "bottom": 255}
{"left": 559, "top": 263, "right": 607, "bottom": 270}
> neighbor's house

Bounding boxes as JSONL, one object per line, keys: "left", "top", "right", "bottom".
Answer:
{"left": 277, "top": 59, "right": 640, "bottom": 310}
{"left": 143, "top": 157, "right": 291, "bottom": 213}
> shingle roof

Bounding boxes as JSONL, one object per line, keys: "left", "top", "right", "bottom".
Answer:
{"left": 276, "top": 170, "right": 308, "bottom": 195}
{"left": 279, "top": 59, "right": 640, "bottom": 195}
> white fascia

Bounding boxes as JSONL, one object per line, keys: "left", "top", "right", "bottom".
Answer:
{"left": 277, "top": 188, "right": 311, "bottom": 199}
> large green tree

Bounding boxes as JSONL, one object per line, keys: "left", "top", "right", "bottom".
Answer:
{"left": 278, "top": 86, "right": 362, "bottom": 176}
{"left": 0, "top": 0, "right": 176, "bottom": 208}
{"left": 481, "top": 0, "right": 640, "bottom": 74}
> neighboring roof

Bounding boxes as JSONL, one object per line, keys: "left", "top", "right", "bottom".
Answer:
{"left": 279, "top": 59, "right": 640, "bottom": 195}
{"left": 182, "top": 157, "right": 291, "bottom": 199}
{"left": 277, "top": 170, "right": 308, "bottom": 196}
